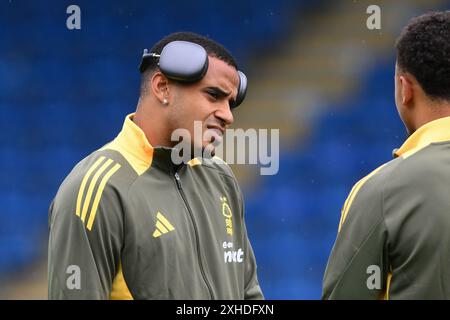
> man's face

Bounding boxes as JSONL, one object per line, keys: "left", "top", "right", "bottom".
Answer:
{"left": 167, "top": 56, "right": 239, "bottom": 157}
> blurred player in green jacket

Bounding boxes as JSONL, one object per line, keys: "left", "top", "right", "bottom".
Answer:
{"left": 323, "top": 11, "right": 450, "bottom": 299}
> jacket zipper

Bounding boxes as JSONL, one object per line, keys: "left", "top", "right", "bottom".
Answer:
{"left": 174, "top": 171, "right": 215, "bottom": 299}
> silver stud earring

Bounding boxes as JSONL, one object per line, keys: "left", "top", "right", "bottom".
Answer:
{"left": 163, "top": 98, "right": 168, "bottom": 105}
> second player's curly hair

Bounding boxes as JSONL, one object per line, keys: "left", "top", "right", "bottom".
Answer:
{"left": 395, "top": 11, "right": 450, "bottom": 101}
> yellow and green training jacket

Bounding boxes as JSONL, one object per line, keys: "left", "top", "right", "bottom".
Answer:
{"left": 48, "top": 113, "right": 263, "bottom": 300}
{"left": 323, "top": 116, "right": 450, "bottom": 299}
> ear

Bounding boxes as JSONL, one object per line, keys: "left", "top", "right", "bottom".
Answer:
{"left": 151, "top": 72, "right": 170, "bottom": 105}
{"left": 399, "top": 74, "right": 414, "bottom": 106}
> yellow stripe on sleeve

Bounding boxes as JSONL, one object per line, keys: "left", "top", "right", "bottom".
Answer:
{"left": 383, "top": 267, "right": 393, "bottom": 300}
{"left": 76, "top": 156, "right": 106, "bottom": 216}
{"left": 80, "top": 159, "right": 114, "bottom": 223}
{"left": 86, "top": 163, "right": 121, "bottom": 231}
{"left": 338, "top": 164, "right": 387, "bottom": 232}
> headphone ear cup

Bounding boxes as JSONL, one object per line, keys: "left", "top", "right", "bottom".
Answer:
{"left": 159, "top": 41, "right": 208, "bottom": 82}
{"left": 234, "top": 71, "right": 247, "bottom": 108}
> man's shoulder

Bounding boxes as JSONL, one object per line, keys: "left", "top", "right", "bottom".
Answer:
{"left": 198, "top": 156, "right": 237, "bottom": 180}
{"left": 381, "top": 142, "right": 450, "bottom": 197}
{"left": 349, "top": 160, "right": 394, "bottom": 198}
{"left": 193, "top": 156, "right": 243, "bottom": 203}
{"left": 49, "top": 148, "right": 139, "bottom": 231}
{"left": 352, "top": 142, "right": 450, "bottom": 203}
{"left": 54, "top": 148, "right": 138, "bottom": 205}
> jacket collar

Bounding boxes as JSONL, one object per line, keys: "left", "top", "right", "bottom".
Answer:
{"left": 394, "top": 116, "right": 450, "bottom": 158}
{"left": 114, "top": 113, "right": 182, "bottom": 174}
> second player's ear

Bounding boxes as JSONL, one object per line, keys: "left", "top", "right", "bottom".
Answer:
{"left": 399, "top": 74, "right": 413, "bottom": 106}
{"left": 151, "top": 71, "right": 170, "bottom": 105}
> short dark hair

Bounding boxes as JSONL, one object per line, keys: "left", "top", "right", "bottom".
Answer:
{"left": 395, "top": 11, "right": 450, "bottom": 101}
{"left": 140, "top": 31, "right": 238, "bottom": 96}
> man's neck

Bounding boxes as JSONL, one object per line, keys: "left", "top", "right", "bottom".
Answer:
{"left": 413, "top": 100, "right": 450, "bottom": 131}
{"left": 133, "top": 104, "right": 172, "bottom": 148}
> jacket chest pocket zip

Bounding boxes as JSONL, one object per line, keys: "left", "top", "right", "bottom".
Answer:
{"left": 174, "top": 171, "right": 215, "bottom": 299}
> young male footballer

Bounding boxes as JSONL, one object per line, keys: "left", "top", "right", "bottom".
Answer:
{"left": 323, "top": 11, "right": 450, "bottom": 299}
{"left": 48, "top": 32, "right": 263, "bottom": 300}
